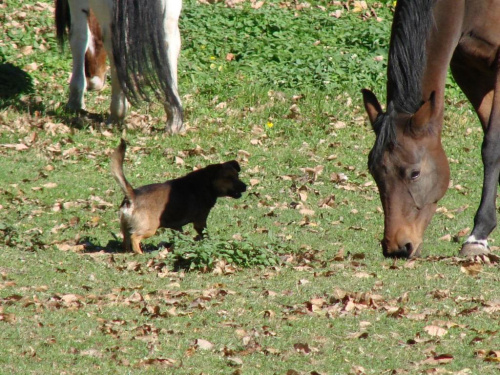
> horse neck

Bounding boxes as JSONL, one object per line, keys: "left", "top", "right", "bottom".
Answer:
{"left": 387, "top": 0, "right": 465, "bottom": 130}
{"left": 420, "top": 0, "right": 465, "bottom": 121}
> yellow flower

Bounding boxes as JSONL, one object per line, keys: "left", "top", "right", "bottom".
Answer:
{"left": 210, "top": 56, "right": 216, "bottom": 60}
{"left": 266, "top": 121, "right": 274, "bottom": 128}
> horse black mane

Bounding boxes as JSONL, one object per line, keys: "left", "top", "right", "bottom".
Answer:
{"left": 368, "top": 0, "right": 436, "bottom": 172}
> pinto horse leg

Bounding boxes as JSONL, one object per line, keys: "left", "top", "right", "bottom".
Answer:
{"left": 451, "top": 52, "right": 500, "bottom": 256}
{"left": 85, "top": 11, "right": 107, "bottom": 92}
{"left": 107, "top": 64, "right": 129, "bottom": 124}
{"left": 163, "top": 0, "right": 183, "bottom": 133}
{"left": 90, "top": 0, "right": 129, "bottom": 124}
{"left": 66, "top": 0, "right": 90, "bottom": 112}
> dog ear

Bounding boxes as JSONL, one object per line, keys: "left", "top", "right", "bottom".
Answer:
{"left": 224, "top": 160, "right": 241, "bottom": 172}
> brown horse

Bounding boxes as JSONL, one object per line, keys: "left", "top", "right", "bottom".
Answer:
{"left": 362, "top": 0, "right": 500, "bottom": 258}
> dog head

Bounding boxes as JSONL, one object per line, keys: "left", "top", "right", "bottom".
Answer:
{"left": 211, "top": 160, "right": 247, "bottom": 199}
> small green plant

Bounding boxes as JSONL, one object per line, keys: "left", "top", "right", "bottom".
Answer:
{"left": 169, "top": 232, "right": 281, "bottom": 270}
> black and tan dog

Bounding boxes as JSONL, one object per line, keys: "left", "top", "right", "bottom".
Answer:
{"left": 110, "top": 139, "right": 247, "bottom": 254}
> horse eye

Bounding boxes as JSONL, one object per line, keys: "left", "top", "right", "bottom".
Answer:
{"left": 410, "top": 170, "right": 420, "bottom": 180}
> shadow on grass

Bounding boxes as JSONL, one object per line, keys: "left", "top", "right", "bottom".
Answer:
{"left": 78, "top": 236, "right": 173, "bottom": 254}
{"left": 0, "top": 62, "right": 108, "bottom": 128}
{"left": 55, "top": 110, "right": 108, "bottom": 130}
{"left": 0, "top": 62, "right": 40, "bottom": 112}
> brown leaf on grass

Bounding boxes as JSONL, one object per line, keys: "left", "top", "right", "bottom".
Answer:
{"left": 264, "top": 347, "right": 281, "bottom": 355}
{"left": 483, "top": 300, "right": 500, "bottom": 314}
{"left": 438, "top": 234, "right": 452, "bottom": 242}
{"left": 353, "top": 272, "right": 373, "bottom": 279}
{"left": 135, "top": 358, "right": 177, "bottom": 368}
{"left": 249, "top": 178, "right": 260, "bottom": 186}
{"left": 350, "top": 365, "right": 366, "bottom": 374}
{"left": 195, "top": 339, "right": 214, "bottom": 350}
{"left": 263, "top": 310, "right": 276, "bottom": 318}
{"left": 299, "top": 208, "right": 315, "bottom": 216}
{"left": 424, "top": 325, "right": 448, "bottom": 337}
{"left": 0, "top": 313, "right": 16, "bottom": 323}
{"left": 251, "top": 0, "right": 264, "bottom": 9}
{"left": 346, "top": 331, "right": 369, "bottom": 339}
{"left": 386, "top": 307, "right": 405, "bottom": 318}
{"left": 420, "top": 353, "right": 453, "bottom": 365}
{"left": 262, "top": 290, "right": 278, "bottom": 297}
{"left": 1, "top": 143, "right": 29, "bottom": 151}
{"left": 80, "top": 349, "right": 102, "bottom": 358}
{"left": 483, "top": 350, "right": 500, "bottom": 362}
{"left": 429, "top": 289, "right": 450, "bottom": 299}
{"left": 461, "top": 261, "right": 482, "bottom": 276}
{"left": 55, "top": 242, "right": 86, "bottom": 252}
{"left": 300, "top": 165, "right": 323, "bottom": 181}
{"left": 333, "top": 247, "right": 344, "bottom": 261}
{"left": 227, "top": 356, "right": 243, "bottom": 366}
{"left": 293, "top": 342, "right": 313, "bottom": 354}
{"left": 318, "top": 194, "right": 336, "bottom": 208}
{"left": 126, "top": 292, "right": 144, "bottom": 303}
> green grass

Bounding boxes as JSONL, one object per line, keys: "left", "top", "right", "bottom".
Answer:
{"left": 1, "top": 0, "right": 499, "bottom": 373}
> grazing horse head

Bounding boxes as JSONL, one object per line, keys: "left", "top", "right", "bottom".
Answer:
{"left": 362, "top": 89, "right": 450, "bottom": 258}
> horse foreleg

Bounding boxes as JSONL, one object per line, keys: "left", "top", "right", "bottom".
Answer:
{"left": 164, "top": 0, "right": 183, "bottom": 133}
{"left": 67, "top": 0, "right": 90, "bottom": 112}
{"left": 108, "top": 63, "right": 129, "bottom": 124}
{"left": 462, "top": 127, "right": 500, "bottom": 256}
{"left": 452, "top": 53, "right": 500, "bottom": 256}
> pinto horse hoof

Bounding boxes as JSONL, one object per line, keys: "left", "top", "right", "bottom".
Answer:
{"left": 166, "top": 118, "right": 184, "bottom": 134}
{"left": 459, "top": 242, "right": 490, "bottom": 257}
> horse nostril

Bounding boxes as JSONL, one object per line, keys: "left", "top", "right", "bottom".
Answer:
{"left": 403, "top": 242, "right": 413, "bottom": 255}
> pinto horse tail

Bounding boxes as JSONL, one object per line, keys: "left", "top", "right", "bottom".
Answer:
{"left": 111, "top": 0, "right": 182, "bottom": 113}
{"left": 55, "top": 0, "right": 70, "bottom": 47}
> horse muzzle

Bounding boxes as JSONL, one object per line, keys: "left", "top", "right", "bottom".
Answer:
{"left": 381, "top": 238, "right": 422, "bottom": 259}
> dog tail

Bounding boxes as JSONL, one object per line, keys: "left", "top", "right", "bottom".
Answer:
{"left": 110, "top": 139, "right": 135, "bottom": 201}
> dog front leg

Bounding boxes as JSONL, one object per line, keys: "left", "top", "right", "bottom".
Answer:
{"left": 193, "top": 220, "right": 207, "bottom": 241}
{"left": 130, "top": 233, "right": 144, "bottom": 254}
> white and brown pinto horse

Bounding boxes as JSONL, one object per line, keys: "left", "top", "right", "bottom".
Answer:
{"left": 55, "top": 0, "right": 183, "bottom": 133}
{"left": 363, "top": 0, "right": 500, "bottom": 258}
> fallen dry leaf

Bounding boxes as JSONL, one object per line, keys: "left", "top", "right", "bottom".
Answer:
{"left": 195, "top": 338, "right": 214, "bottom": 350}
{"left": 461, "top": 262, "right": 482, "bottom": 276}
{"left": 424, "top": 325, "right": 448, "bottom": 337}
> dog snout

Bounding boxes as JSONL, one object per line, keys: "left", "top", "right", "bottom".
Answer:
{"left": 238, "top": 180, "right": 247, "bottom": 192}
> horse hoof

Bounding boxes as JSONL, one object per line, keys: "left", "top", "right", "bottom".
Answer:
{"left": 106, "top": 114, "right": 125, "bottom": 125}
{"left": 166, "top": 122, "right": 185, "bottom": 134}
{"left": 65, "top": 101, "right": 85, "bottom": 113}
{"left": 459, "top": 242, "right": 490, "bottom": 257}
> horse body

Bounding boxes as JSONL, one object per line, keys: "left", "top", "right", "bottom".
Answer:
{"left": 55, "top": 0, "right": 183, "bottom": 133}
{"left": 363, "top": 0, "right": 500, "bottom": 257}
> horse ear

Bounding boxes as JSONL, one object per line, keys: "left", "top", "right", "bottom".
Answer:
{"left": 362, "top": 89, "right": 383, "bottom": 127}
{"left": 411, "top": 91, "right": 436, "bottom": 131}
